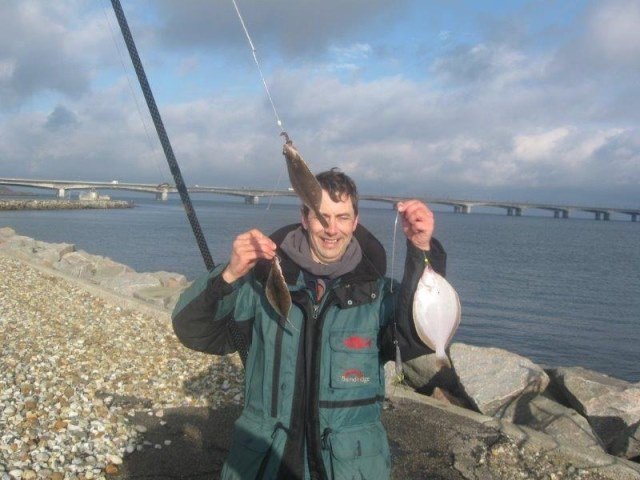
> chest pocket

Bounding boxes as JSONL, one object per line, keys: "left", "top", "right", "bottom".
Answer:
{"left": 329, "top": 331, "right": 380, "bottom": 389}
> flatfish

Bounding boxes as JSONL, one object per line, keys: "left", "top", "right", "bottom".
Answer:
{"left": 265, "top": 255, "right": 295, "bottom": 330}
{"left": 412, "top": 263, "right": 461, "bottom": 369}
{"left": 281, "top": 132, "right": 329, "bottom": 229}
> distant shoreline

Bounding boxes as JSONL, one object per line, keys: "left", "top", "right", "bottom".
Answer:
{"left": 0, "top": 198, "right": 133, "bottom": 210}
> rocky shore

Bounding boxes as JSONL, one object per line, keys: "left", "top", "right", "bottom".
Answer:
{"left": 0, "top": 200, "right": 132, "bottom": 211}
{"left": 1, "top": 227, "right": 639, "bottom": 480}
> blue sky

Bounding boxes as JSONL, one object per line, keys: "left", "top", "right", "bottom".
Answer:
{"left": 1, "top": 0, "right": 639, "bottom": 207}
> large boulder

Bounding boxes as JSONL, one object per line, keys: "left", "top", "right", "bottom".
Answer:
{"left": 54, "top": 250, "right": 97, "bottom": 279}
{"left": 0, "top": 230, "right": 73, "bottom": 265}
{"left": 1, "top": 233, "right": 37, "bottom": 252}
{"left": 98, "top": 272, "right": 162, "bottom": 297}
{"left": 0, "top": 226, "right": 16, "bottom": 240}
{"left": 150, "top": 271, "right": 188, "bottom": 289}
{"left": 402, "top": 352, "right": 459, "bottom": 394}
{"left": 547, "top": 366, "right": 640, "bottom": 459}
{"left": 133, "top": 286, "right": 184, "bottom": 309}
{"left": 92, "top": 256, "right": 134, "bottom": 282}
{"left": 31, "top": 241, "right": 75, "bottom": 266}
{"left": 450, "top": 343, "right": 549, "bottom": 417}
{"left": 501, "top": 392, "right": 606, "bottom": 454}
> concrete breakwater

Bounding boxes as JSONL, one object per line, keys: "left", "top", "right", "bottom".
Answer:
{"left": 0, "top": 227, "right": 639, "bottom": 480}
{"left": 0, "top": 199, "right": 133, "bottom": 210}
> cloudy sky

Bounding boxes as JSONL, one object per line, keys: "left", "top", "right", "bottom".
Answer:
{"left": 1, "top": 0, "right": 639, "bottom": 206}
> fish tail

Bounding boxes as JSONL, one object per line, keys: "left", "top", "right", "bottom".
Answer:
{"left": 313, "top": 206, "right": 329, "bottom": 228}
{"left": 284, "top": 316, "right": 299, "bottom": 333}
{"left": 435, "top": 353, "right": 452, "bottom": 370}
{"left": 280, "top": 131, "right": 291, "bottom": 144}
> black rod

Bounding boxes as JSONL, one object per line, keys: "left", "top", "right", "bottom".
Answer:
{"left": 110, "top": 0, "right": 214, "bottom": 270}
{"left": 111, "top": 0, "right": 249, "bottom": 366}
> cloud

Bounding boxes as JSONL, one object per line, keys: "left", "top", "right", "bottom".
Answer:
{"left": 44, "top": 105, "right": 79, "bottom": 131}
{"left": 514, "top": 128, "right": 572, "bottom": 162}
{"left": 153, "top": 0, "right": 411, "bottom": 58}
{"left": 0, "top": 1, "right": 119, "bottom": 108}
{"left": 586, "top": 0, "right": 640, "bottom": 67}
{"left": 0, "top": 1, "right": 638, "bottom": 208}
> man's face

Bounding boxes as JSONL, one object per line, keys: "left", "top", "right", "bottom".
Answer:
{"left": 302, "top": 190, "right": 358, "bottom": 264}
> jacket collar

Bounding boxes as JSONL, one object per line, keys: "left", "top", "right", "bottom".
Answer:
{"left": 254, "top": 223, "right": 386, "bottom": 288}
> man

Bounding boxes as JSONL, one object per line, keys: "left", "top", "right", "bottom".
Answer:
{"left": 172, "top": 168, "right": 446, "bottom": 479}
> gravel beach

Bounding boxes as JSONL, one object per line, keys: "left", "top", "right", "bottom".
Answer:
{"left": 0, "top": 254, "right": 244, "bottom": 479}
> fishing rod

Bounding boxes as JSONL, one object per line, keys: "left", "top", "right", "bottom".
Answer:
{"left": 110, "top": 0, "right": 249, "bottom": 366}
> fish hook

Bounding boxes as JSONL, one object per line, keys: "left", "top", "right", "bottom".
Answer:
{"left": 280, "top": 131, "right": 292, "bottom": 145}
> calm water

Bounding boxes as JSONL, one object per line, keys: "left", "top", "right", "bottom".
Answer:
{"left": 2, "top": 196, "right": 639, "bottom": 382}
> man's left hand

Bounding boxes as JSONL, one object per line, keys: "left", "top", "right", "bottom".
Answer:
{"left": 396, "top": 200, "right": 434, "bottom": 251}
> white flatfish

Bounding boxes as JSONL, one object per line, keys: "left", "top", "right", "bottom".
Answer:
{"left": 412, "top": 263, "right": 461, "bottom": 369}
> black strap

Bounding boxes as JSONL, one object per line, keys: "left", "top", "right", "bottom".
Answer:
{"left": 110, "top": 0, "right": 249, "bottom": 367}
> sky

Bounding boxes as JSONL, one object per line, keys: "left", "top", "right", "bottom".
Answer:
{"left": 1, "top": 0, "right": 639, "bottom": 207}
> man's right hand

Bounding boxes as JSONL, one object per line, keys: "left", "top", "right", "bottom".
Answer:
{"left": 222, "top": 229, "right": 277, "bottom": 284}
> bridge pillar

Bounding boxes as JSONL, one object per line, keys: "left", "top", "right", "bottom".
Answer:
{"left": 515, "top": 208, "right": 522, "bottom": 216}
{"left": 562, "top": 211, "right": 569, "bottom": 219}
{"left": 632, "top": 214, "right": 638, "bottom": 222}
{"left": 57, "top": 188, "right": 66, "bottom": 198}
{"left": 554, "top": 210, "right": 560, "bottom": 219}
{"left": 507, "top": 207, "right": 513, "bottom": 216}
{"left": 595, "top": 212, "right": 601, "bottom": 221}
{"left": 244, "top": 195, "right": 260, "bottom": 205}
{"left": 603, "top": 212, "right": 610, "bottom": 221}
{"left": 155, "top": 189, "right": 168, "bottom": 201}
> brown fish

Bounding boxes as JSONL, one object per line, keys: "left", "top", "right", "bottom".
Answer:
{"left": 266, "top": 255, "right": 294, "bottom": 328}
{"left": 281, "top": 132, "right": 329, "bottom": 229}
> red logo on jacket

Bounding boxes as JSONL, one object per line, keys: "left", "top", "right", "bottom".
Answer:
{"left": 343, "top": 336, "right": 372, "bottom": 350}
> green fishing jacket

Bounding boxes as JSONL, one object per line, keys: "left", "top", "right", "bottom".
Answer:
{"left": 172, "top": 224, "right": 446, "bottom": 480}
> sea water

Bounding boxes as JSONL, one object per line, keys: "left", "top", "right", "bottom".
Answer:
{"left": 2, "top": 196, "right": 638, "bottom": 382}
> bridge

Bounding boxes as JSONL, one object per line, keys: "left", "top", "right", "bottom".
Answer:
{"left": 1, "top": 177, "right": 638, "bottom": 222}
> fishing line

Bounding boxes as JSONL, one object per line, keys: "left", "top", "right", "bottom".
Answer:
{"left": 389, "top": 208, "right": 404, "bottom": 382}
{"left": 102, "top": 3, "right": 167, "bottom": 184}
{"left": 231, "top": 0, "right": 284, "bottom": 134}
{"left": 265, "top": 169, "right": 285, "bottom": 211}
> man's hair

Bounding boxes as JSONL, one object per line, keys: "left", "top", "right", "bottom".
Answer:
{"left": 302, "top": 167, "right": 359, "bottom": 217}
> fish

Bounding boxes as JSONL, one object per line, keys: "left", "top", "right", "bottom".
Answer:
{"left": 265, "top": 255, "right": 295, "bottom": 330}
{"left": 281, "top": 132, "right": 329, "bottom": 229}
{"left": 412, "top": 263, "right": 461, "bottom": 369}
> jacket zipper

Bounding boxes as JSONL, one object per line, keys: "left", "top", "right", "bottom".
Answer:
{"left": 306, "top": 290, "right": 335, "bottom": 480}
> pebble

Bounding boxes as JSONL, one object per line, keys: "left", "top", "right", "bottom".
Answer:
{"left": 0, "top": 254, "right": 244, "bottom": 477}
